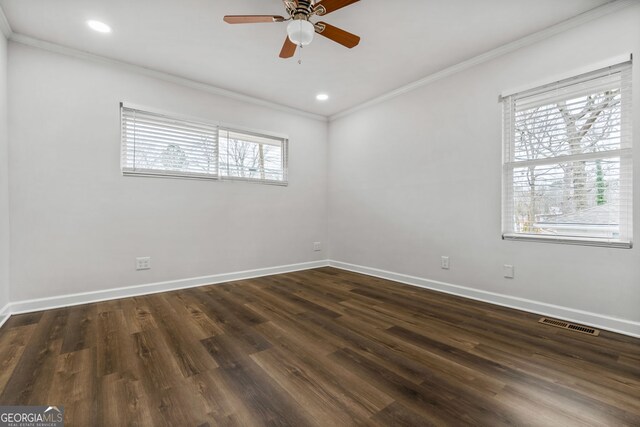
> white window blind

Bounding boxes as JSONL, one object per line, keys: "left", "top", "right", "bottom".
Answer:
{"left": 121, "top": 105, "right": 288, "bottom": 184}
{"left": 502, "top": 61, "right": 633, "bottom": 248}
{"left": 121, "top": 106, "right": 219, "bottom": 179}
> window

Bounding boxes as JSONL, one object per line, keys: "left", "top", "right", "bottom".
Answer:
{"left": 219, "top": 128, "right": 288, "bottom": 183}
{"left": 121, "top": 104, "right": 288, "bottom": 185}
{"left": 501, "top": 61, "right": 632, "bottom": 248}
{"left": 121, "top": 106, "right": 219, "bottom": 179}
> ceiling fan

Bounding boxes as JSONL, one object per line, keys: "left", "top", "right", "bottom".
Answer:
{"left": 223, "top": 0, "right": 361, "bottom": 59}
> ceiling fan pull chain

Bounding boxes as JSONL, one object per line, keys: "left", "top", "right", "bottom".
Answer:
{"left": 298, "top": 44, "right": 304, "bottom": 65}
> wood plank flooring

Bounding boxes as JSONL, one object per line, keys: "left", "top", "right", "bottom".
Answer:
{"left": 0, "top": 267, "right": 639, "bottom": 426}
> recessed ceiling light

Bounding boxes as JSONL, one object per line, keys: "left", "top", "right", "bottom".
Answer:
{"left": 316, "top": 94, "right": 329, "bottom": 101}
{"left": 87, "top": 20, "right": 112, "bottom": 33}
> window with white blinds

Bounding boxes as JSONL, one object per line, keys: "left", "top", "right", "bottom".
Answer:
{"left": 502, "top": 61, "right": 633, "bottom": 248}
{"left": 121, "top": 105, "right": 288, "bottom": 184}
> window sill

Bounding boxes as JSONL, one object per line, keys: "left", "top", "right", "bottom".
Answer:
{"left": 122, "top": 171, "right": 288, "bottom": 186}
{"left": 502, "top": 233, "right": 633, "bottom": 249}
{"left": 220, "top": 176, "right": 288, "bottom": 187}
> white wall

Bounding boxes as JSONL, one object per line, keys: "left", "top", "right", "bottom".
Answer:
{"left": 4, "top": 4, "right": 640, "bottom": 336}
{"left": 8, "top": 43, "right": 328, "bottom": 302}
{"left": 328, "top": 6, "right": 640, "bottom": 325}
{"left": 0, "top": 31, "right": 9, "bottom": 314}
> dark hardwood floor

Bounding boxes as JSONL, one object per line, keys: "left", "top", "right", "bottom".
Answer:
{"left": 0, "top": 267, "right": 639, "bottom": 426}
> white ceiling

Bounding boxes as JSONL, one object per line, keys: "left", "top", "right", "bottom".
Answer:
{"left": 0, "top": 0, "right": 612, "bottom": 117}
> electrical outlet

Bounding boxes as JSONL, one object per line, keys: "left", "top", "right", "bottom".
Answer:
{"left": 313, "top": 242, "right": 322, "bottom": 252}
{"left": 136, "top": 257, "right": 151, "bottom": 271}
{"left": 441, "top": 256, "right": 450, "bottom": 270}
{"left": 503, "top": 264, "right": 514, "bottom": 279}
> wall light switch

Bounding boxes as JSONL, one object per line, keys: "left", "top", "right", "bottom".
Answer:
{"left": 503, "top": 264, "right": 514, "bottom": 279}
{"left": 441, "top": 256, "right": 450, "bottom": 270}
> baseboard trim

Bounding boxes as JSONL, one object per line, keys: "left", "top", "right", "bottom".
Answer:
{"left": 0, "top": 303, "right": 10, "bottom": 328}
{"left": 328, "top": 260, "right": 640, "bottom": 338}
{"left": 5, "top": 259, "right": 639, "bottom": 338}
{"left": 8, "top": 260, "right": 329, "bottom": 316}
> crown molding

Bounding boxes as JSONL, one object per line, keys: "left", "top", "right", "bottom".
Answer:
{"left": 8, "top": 32, "right": 327, "bottom": 123}
{"left": 329, "top": 0, "right": 637, "bottom": 121}
{"left": 0, "top": 4, "right": 12, "bottom": 38}
{"left": 2, "top": 0, "right": 635, "bottom": 123}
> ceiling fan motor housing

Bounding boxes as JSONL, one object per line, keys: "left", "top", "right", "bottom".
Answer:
{"left": 294, "top": 0, "right": 314, "bottom": 18}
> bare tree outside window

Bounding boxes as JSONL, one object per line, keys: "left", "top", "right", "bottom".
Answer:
{"left": 513, "top": 90, "right": 621, "bottom": 232}
{"left": 122, "top": 106, "right": 287, "bottom": 184}
{"left": 162, "top": 144, "right": 188, "bottom": 170}
{"left": 502, "top": 62, "right": 632, "bottom": 245}
{"left": 219, "top": 131, "right": 285, "bottom": 182}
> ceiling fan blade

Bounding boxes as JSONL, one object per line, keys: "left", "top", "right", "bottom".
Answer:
{"left": 223, "top": 15, "right": 286, "bottom": 24}
{"left": 279, "top": 37, "right": 297, "bottom": 58}
{"left": 315, "top": 22, "right": 360, "bottom": 48}
{"left": 313, "top": 0, "right": 359, "bottom": 16}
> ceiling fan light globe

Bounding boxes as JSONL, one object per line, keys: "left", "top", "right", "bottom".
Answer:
{"left": 287, "top": 20, "right": 315, "bottom": 46}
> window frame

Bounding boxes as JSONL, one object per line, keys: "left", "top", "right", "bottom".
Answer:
{"left": 500, "top": 61, "right": 633, "bottom": 249}
{"left": 120, "top": 103, "right": 289, "bottom": 186}
{"left": 217, "top": 126, "right": 289, "bottom": 186}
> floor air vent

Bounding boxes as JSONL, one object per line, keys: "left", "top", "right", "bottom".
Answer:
{"left": 538, "top": 317, "right": 600, "bottom": 336}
